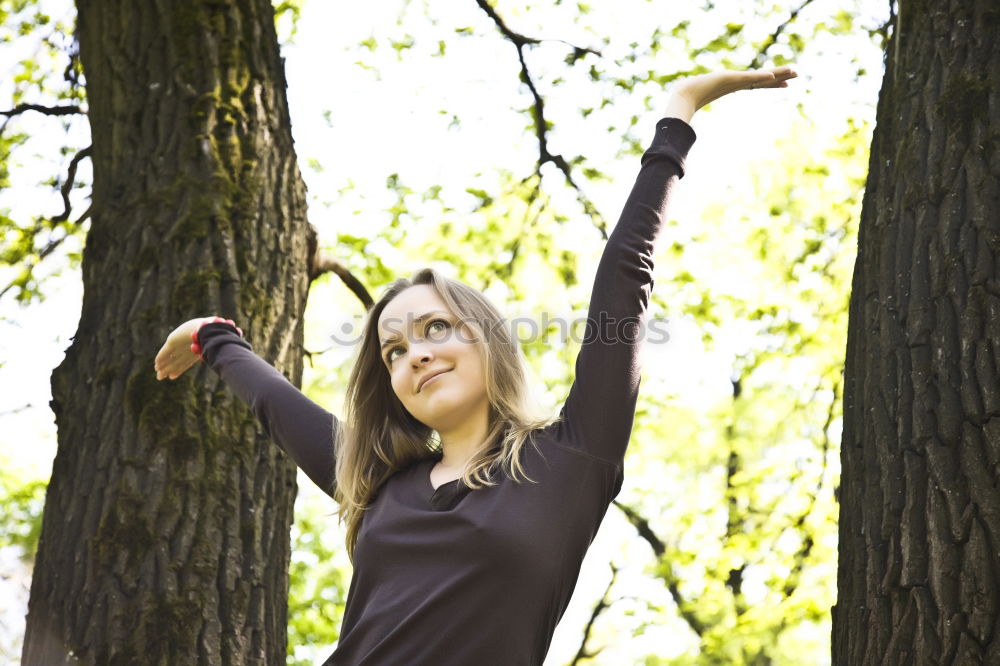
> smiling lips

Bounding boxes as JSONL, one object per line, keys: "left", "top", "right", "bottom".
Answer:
{"left": 418, "top": 369, "right": 451, "bottom": 392}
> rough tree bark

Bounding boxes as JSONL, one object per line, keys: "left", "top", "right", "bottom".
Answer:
{"left": 834, "top": 0, "right": 1000, "bottom": 663}
{"left": 22, "top": 0, "right": 314, "bottom": 663}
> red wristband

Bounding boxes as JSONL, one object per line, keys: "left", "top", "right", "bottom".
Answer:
{"left": 190, "top": 317, "right": 244, "bottom": 361}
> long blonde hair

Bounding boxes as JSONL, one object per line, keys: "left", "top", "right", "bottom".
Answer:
{"left": 333, "top": 267, "right": 559, "bottom": 563}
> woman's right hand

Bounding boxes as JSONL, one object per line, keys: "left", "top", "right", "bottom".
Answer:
{"left": 154, "top": 317, "right": 212, "bottom": 381}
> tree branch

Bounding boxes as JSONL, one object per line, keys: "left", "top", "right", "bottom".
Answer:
{"left": 781, "top": 376, "right": 839, "bottom": 599}
{"left": 472, "top": 0, "right": 600, "bottom": 57}
{"left": 0, "top": 142, "right": 93, "bottom": 303}
{"left": 748, "top": 0, "right": 819, "bottom": 70}
{"left": 0, "top": 103, "right": 85, "bottom": 118}
{"left": 612, "top": 501, "right": 708, "bottom": 637}
{"left": 473, "top": 0, "right": 610, "bottom": 240}
{"left": 310, "top": 251, "right": 374, "bottom": 311}
{"left": 569, "top": 561, "right": 618, "bottom": 665}
{"left": 724, "top": 373, "right": 747, "bottom": 612}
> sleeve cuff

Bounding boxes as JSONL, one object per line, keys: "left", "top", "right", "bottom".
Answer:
{"left": 197, "top": 322, "right": 252, "bottom": 366}
{"left": 640, "top": 117, "right": 697, "bottom": 178}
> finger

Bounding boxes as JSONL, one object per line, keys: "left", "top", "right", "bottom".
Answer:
{"left": 746, "top": 70, "right": 797, "bottom": 90}
{"left": 750, "top": 67, "right": 796, "bottom": 83}
{"left": 765, "top": 67, "right": 798, "bottom": 82}
{"left": 158, "top": 356, "right": 182, "bottom": 377}
{"left": 761, "top": 76, "right": 794, "bottom": 88}
{"left": 752, "top": 79, "right": 785, "bottom": 89}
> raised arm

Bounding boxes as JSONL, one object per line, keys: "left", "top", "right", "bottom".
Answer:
{"left": 154, "top": 318, "right": 339, "bottom": 499}
{"left": 557, "top": 67, "right": 798, "bottom": 467}
{"left": 555, "top": 116, "right": 694, "bottom": 467}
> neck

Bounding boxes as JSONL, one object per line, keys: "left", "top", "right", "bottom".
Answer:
{"left": 436, "top": 399, "right": 491, "bottom": 469}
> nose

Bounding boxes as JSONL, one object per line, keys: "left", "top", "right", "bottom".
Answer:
{"left": 408, "top": 341, "right": 434, "bottom": 366}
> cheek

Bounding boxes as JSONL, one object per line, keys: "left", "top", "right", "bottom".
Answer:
{"left": 389, "top": 370, "right": 408, "bottom": 401}
{"left": 457, "top": 345, "right": 486, "bottom": 385}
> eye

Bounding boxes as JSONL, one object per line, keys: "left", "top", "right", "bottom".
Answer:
{"left": 385, "top": 345, "right": 403, "bottom": 363}
{"left": 426, "top": 318, "right": 450, "bottom": 338}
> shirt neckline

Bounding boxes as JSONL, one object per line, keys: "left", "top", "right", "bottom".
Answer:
{"left": 424, "top": 458, "right": 462, "bottom": 493}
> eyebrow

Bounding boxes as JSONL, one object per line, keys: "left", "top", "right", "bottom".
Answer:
{"left": 379, "top": 311, "right": 452, "bottom": 352}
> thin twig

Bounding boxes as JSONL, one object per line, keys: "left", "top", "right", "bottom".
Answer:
{"left": 52, "top": 146, "right": 92, "bottom": 224}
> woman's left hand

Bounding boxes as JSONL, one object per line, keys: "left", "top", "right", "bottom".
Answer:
{"left": 664, "top": 66, "right": 798, "bottom": 122}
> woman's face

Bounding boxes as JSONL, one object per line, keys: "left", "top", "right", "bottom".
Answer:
{"left": 376, "top": 285, "right": 489, "bottom": 432}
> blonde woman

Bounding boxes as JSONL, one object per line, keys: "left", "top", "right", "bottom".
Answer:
{"left": 154, "top": 66, "right": 797, "bottom": 665}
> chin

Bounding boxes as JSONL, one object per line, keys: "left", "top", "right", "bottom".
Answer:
{"left": 417, "top": 399, "right": 471, "bottom": 426}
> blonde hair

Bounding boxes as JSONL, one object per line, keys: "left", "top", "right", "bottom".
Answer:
{"left": 332, "top": 267, "right": 559, "bottom": 563}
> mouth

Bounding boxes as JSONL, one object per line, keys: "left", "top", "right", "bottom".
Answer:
{"left": 418, "top": 369, "right": 451, "bottom": 392}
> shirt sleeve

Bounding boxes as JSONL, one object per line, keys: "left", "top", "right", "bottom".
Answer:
{"left": 198, "top": 322, "right": 339, "bottom": 499}
{"left": 556, "top": 116, "right": 696, "bottom": 467}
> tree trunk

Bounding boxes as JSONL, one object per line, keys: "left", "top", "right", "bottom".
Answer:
{"left": 834, "top": 0, "right": 1000, "bottom": 663}
{"left": 22, "top": 0, "right": 314, "bottom": 663}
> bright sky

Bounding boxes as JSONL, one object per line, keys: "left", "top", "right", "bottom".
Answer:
{"left": 0, "top": 0, "right": 887, "bottom": 662}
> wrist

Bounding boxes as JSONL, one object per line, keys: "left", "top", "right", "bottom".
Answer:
{"left": 190, "top": 316, "right": 244, "bottom": 361}
{"left": 663, "top": 93, "right": 696, "bottom": 124}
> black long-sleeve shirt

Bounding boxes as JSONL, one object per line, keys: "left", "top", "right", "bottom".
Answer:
{"left": 197, "top": 116, "right": 696, "bottom": 665}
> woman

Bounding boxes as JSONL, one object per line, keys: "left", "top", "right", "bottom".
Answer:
{"left": 154, "top": 66, "right": 797, "bottom": 665}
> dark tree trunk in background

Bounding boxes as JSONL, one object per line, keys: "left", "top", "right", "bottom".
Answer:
{"left": 834, "top": 0, "right": 1000, "bottom": 663}
{"left": 22, "top": 0, "right": 314, "bottom": 663}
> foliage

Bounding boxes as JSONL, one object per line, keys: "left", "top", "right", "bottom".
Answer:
{"left": 0, "top": 468, "right": 46, "bottom": 561}
{"left": 0, "top": 0, "right": 86, "bottom": 305}
{"left": 286, "top": 491, "right": 349, "bottom": 666}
